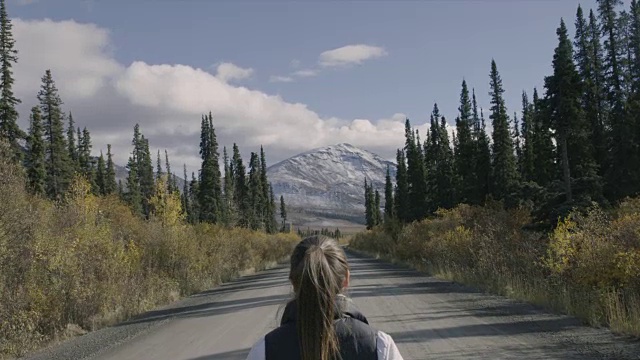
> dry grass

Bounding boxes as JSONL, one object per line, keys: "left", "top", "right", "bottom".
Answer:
{"left": 350, "top": 202, "right": 640, "bottom": 338}
{"left": 0, "top": 143, "right": 299, "bottom": 358}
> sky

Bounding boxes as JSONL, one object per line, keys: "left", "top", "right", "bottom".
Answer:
{"left": 6, "top": 0, "right": 623, "bottom": 175}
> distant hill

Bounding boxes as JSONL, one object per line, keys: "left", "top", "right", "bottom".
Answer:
{"left": 268, "top": 143, "right": 396, "bottom": 226}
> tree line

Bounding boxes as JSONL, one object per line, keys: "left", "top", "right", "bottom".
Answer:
{"left": 0, "top": 0, "right": 287, "bottom": 232}
{"left": 366, "top": 0, "right": 640, "bottom": 228}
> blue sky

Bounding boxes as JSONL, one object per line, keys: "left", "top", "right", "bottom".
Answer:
{"left": 6, "top": 0, "right": 623, "bottom": 170}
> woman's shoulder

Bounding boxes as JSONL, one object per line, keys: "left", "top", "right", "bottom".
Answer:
{"left": 376, "top": 330, "right": 404, "bottom": 360}
{"left": 245, "top": 336, "right": 265, "bottom": 360}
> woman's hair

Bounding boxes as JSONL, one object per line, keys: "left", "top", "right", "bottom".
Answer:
{"left": 289, "top": 235, "right": 349, "bottom": 360}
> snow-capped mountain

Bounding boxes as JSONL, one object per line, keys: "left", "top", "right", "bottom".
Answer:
{"left": 268, "top": 143, "right": 396, "bottom": 224}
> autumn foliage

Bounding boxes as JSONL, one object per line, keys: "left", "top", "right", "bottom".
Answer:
{"left": 0, "top": 142, "right": 298, "bottom": 357}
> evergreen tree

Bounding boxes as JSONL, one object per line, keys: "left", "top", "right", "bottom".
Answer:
{"left": 0, "top": 0, "right": 23, "bottom": 161}
{"left": 374, "top": 190, "right": 381, "bottom": 226}
{"left": 598, "top": 0, "right": 637, "bottom": 198}
{"left": 268, "top": 184, "right": 278, "bottom": 234}
{"left": 189, "top": 172, "right": 200, "bottom": 223}
{"left": 38, "top": 70, "right": 71, "bottom": 199}
{"left": 575, "top": 7, "right": 608, "bottom": 179}
{"left": 454, "top": 80, "right": 476, "bottom": 204}
{"left": 260, "top": 146, "right": 273, "bottom": 232}
{"left": 222, "top": 146, "right": 236, "bottom": 226}
{"left": 96, "top": 151, "right": 106, "bottom": 195}
{"left": 66, "top": 113, "right": 78, "bottom": 168}
{"left": 248, "top": 152, "right": 263, "bottom": 230}
{"left": 165, "top": 150, "right": 175, "bottom": 193}
{"left": 436, "top": 116, "right": 456, "bottom": 209}
{"left": 520, "top": 92, "right": 536, "bottom": 182}
{"left": 531, "top": 88, "right": 556, "bottom": 187}
{"left": 25, "top": 106, "right": 45, "bottom": 195}
{"left": 104, "top": 144, "right": 117, "bottom": 195}
{"left": 384, "top": 165, "right": 394, "bottom": 220}
{"left": 588, "top": 9, "right": 609, "bottom": 175}
{"left": 545, "top": 19, "right": 585, "bottom": 202}
{"left": 78, "top": 127, "right": 93, "bottom": 178}
{"left": 488, "top": 60, "right": 519, "bottom": 202}
{"left": 198, "top": 113, "right": 223, "bottom": 223}
{"left": 473, "top": 90, "right": 492, "bottom": 204}
{"left": 182, "top": 164, "right": 190, "bottom": 218}
{"left": 139, "top": 136, "right": 155, "bottom": 215}
{"left": 513, "top": 112, "right": 522, "bottom": 175}
{"left": 232, "top": 143, "right": 249, "bottom": 227}
{"left": 393, "top": 149, "right": 409, "bottom": 222}
{"left": 156, "top": 150, "right": 162, "bottom": 180}
{"left": 126, "top": 156, "right": 143, "bottom": 215}
{"left": 280, "top": 195, "right": 287, "bottom": 231}
{"left": 364, "top": 179, "right": 374, "bottom": 229}
{"left": 404, "top": 119, "right": 428, "bottom": 220}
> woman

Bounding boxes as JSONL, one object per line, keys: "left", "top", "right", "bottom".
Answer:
{"left": 245, "top": 235, "right": 403, "bottom": 360}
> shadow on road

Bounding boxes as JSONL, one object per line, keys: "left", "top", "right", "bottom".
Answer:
{"left": 185, "top": 348, "right": 250, "bottom": 360}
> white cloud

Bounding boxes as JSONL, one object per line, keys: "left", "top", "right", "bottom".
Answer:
{"left": 16, "top": 0, "right": 38, "bottom": 5}
{"left": 215, "top": 62, "right": 254, "bottom": 83}
{"left": 319, "top": 44, "right": 387, "bottom": 67}
{"left": 292, "top": 69, "right": 318, "bottom": 78}
{"left": 269, "top": 75, "right": 294, "bottom": 83}
{"left": 13, "top": 19, "right": 417, "bottom": 175}
{"left": 290, "top": 59, "right": 301, "bottom": 68}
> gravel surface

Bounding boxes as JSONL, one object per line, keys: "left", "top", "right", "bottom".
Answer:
{"left": 23, "top": 250, "right": 640, "bottom": 360}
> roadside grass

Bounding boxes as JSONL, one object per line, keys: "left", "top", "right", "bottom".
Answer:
{"left": 349, "top": 203, "right": 640, "bottom": 338}
{"left": 0, "top": 143, "right": 299, "bottom": 358}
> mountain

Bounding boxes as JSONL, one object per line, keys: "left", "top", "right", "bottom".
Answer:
{"left": 268, "top": 143, "right": 396, "bottom": 226}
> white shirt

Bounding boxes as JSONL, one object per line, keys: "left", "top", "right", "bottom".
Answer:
{"left": 244, "top": 330, "right": 404, "bottom": 360}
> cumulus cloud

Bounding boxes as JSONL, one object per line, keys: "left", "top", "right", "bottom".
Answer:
{"left": 12, "top": 19, "right": 421, "bottom": 175}
{"left": 215, "top": 62, "right": 254, "bottom": 83}
{"left": 319, "top": 44, "right": 387, "bottom": 67}
{"left": 292, "top": 69, "right": 318, "bottom": 78}
{"left": 269, "top": 75, "right": 294, "bottom": 83}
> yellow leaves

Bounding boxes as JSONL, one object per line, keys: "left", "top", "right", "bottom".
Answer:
{"left": 149, "top": 176, "right": 184, "bottom": 228}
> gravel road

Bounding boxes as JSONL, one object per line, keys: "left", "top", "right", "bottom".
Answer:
{"left": 25, "top": 250, "right": 640, "bottom": 360}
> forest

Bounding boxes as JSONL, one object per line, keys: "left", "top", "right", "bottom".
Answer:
{"left": 0, "top": 0, "right": 296, "bottom": 356}
{"left": 358, "top": 0, "right": 640, "bottom": 338}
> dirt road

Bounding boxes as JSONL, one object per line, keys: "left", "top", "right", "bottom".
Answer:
{"left": 26, "top": 251, "right": 639, "bottom": 360}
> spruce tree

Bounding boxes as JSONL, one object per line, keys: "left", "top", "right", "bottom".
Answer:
{"left": 139, "top": 137, "right": 155, "bottom": 215}
{"left": 513, "top": 112, "right": 522, "bottom": 175}
{"left": 260, "top": 146, "right": 273, "bottom": 232}
{"left": 165, "top": 150, "right": 175, "bottom": 193}
{"left": 96, "top": 151, "right": 106, "bottom": 195}
{"left": 126, "top": 156, "right": 143, "bottom": 215}
{"left": 488, "top": 60, "right": 519, "bottom": 202}
{"left": 156, "top": 150, "right": 162, "bottom": 180}
{"left": 232, "top": 143, "right": 249, "bottom": 227}
{"left": 374, "top": 190, "right": 381, "bottom": 225}
{"left": 25, "top": 106, "right": 45, "bottom": 195}
{"left": 384, "top": 165, "right": 394, "bottom": 220}
{"left": 531, "top": 88, "right": 556, "bottom": 187}
{"left": 222, "top": 146, "right": 236, "bottom": 226}
{"left": 473, "top": 90, "right": 492, "bottom": 204}
{"left": 198, "top": 113, "right": 223, "bottom": 223}
{"left": 268, "top": 184, "right": 278, "bottom": 234}
{"left": 248, "top": 152, "right": 263, "bottom": 230}
{"left": 520, "top": 92, "right": 536, "bottom": 182}
{"left": 436, "top": 116, "right": 456, "bottom": 209}
{"left": 364, "top": 178, "right": 373, "bottom": 229}
{"left": 66, "top": 113, "right": 78, "bottom": 169}
{"left": 0, "top": 0, "right": 23, "bottom": 161}
{"left": 78, "top": 127, "right": 93, "bottom": 178}
{"left": 104, "top": 144, "right": 117, "bottom": 195}
{"left": 545, "top": 19, "right": 584, "bottom": 202}
{"left": 280, "top": 195, "right": 287, "bottom": 231}
{"left": 454, "top": 80, "right": 476, "bottom": 204}
{"left": 182, "top": 164, "right": 190, "bottom": 218}
{"left": 189, "top": 172, "right": 200, "bottom": 223}
{"left": 38, "top": 70, "right": 71, "bottom": 199}
{"left": 393, "top": 149, "right": 409, "bottom": 222}
{"left": 404, "top": 119, "right": 428, "bottom": 220}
